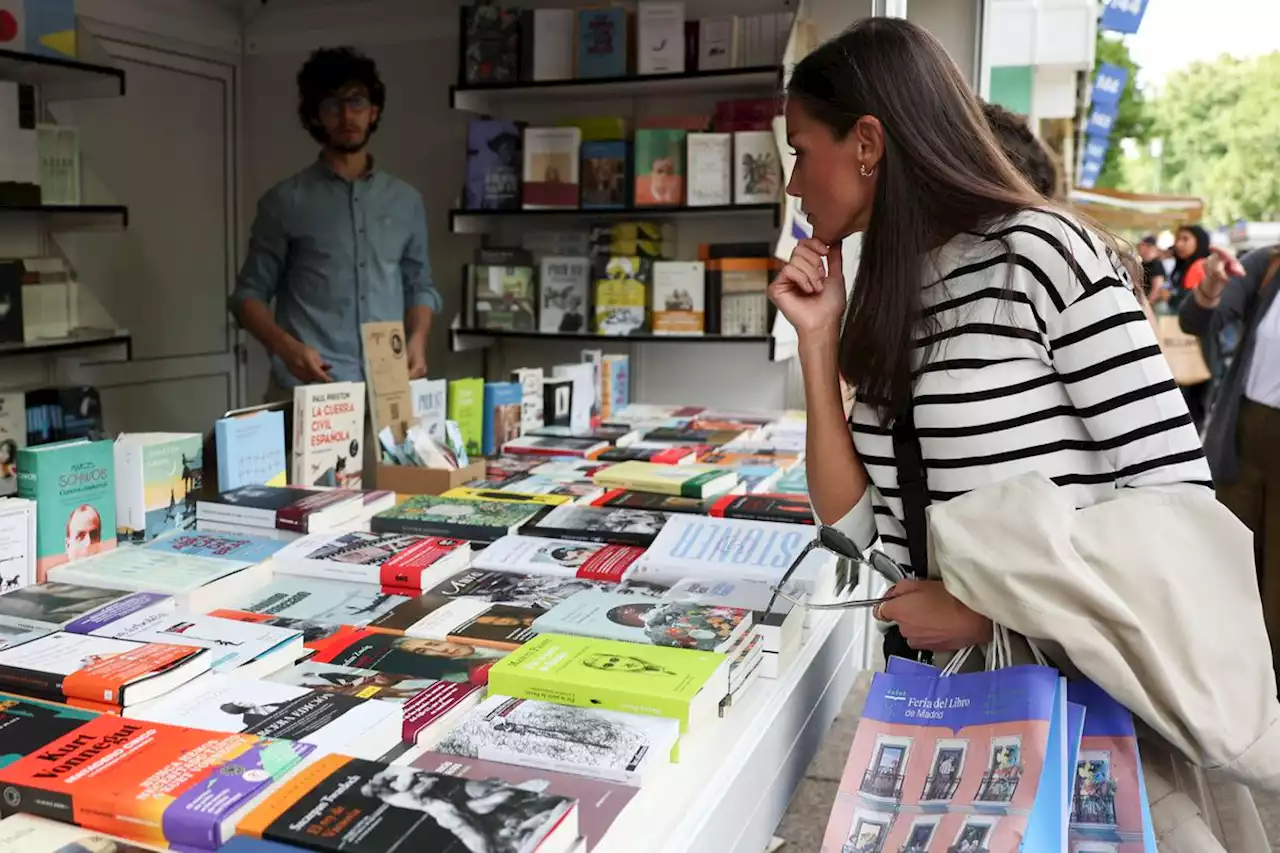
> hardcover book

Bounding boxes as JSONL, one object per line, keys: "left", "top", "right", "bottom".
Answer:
{"left": 489, "top": 632, "right": 731, "bottom": 732}
{"left": 580, "top": 140, "right": 629, "bottom": 209}
{"left": 652, "top": 260, "right": 706, "bottom": 334}
{"left": 483, "top": 381, "right": 524, "bottom": 456}
{"left": 237, "top": 754, "right": 577, "bottom": 853}
{"left": 307, "top": 626, "right": 505, "bottom": 685}
{"left": 113, "top": 432, "right": 203, "bottom": 544}
{"left": 637, "top": 0, "right": 686, "bottom": 74}
{"left": 435, "top": 694, "right": 679, "bottom": 785}
{"left": 593, "top": 255, "right": 649, "bottom": 335}
{"left": 511, "top": 366, "right": 546, "bottom": 433}
{"left": 0, "top": 717, "right": 312, "bottom": 849}
{"left": 213, "top": 408, "right": 287, "bottom": 492}
{"left": 634, "top": 129, "right": 686, "bottom": 206}
{"left": 273, "top": 531, "right": 470, "bottom": 593}
{"left": 371, "top": 495, "right": 546, "bottom": 544}
{"left": 16, "top": 439, "right": 115, "bottom": 582}
{"left": 292, "top": 381, "right": 365, "bottom": 489}
{"left": 576, "top": 7, "right": 629, "bottom": 78}
{"left": 734, "top": 130, "right": 782, "bottom": 204}
{"left": 533, "top": 588, "right": 752, "bottom": 652}
{"left": 465, "top": 119, "right": 523, "bottom": 210}
{"left": 686, "top": 133, "right": 732, "bottom": 206}
{"left": 462, "top": 4, "right": 521, "bottom": 84}
{"left": 523, "top": 504, "right": 671, "bottom": 548}
{"left": 473, "top": 535, "right": 643, "bottom": 583}
{"left": 447, "top": 378, "right": 485, "bottom": 460}
{"left": 522, "top": 127, "right": 581, "bottom": 209}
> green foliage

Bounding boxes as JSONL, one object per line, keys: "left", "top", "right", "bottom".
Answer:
{"left": 1093, "top": 34, "right": 1151, "bottom": 189}
{"left": 1152, "top": 52, "right": 1280, "bottom": 224}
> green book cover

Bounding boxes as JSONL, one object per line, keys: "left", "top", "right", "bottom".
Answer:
{"left": 114, "top": 433, "right": 203, "bottom": 545}
{"left": 634, "top": 129, "right": 686, "bottom": 206}
{"left": 488, "top": 632, "right": 729, "bottom": 732}
{"left": 448, "top": 378, "right": 485, "bottom": 459}
{"left": 17, "top": 440, "right": 116, "bottom": 583}
{"left": 370, "top": 495, "right": 545, "bottom": 543}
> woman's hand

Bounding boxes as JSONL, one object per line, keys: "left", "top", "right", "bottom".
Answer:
{"left": 877, "top": 579, "right": 992, "bottom": 652}
{"left": 767, "top": 238, "right": 848, "bottom": 339}
{"left": 1197, "top": 246, "right": 1248, "bottom": 305}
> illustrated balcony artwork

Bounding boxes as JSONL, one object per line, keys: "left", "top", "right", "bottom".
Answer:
{"left": 945, "top": 845, "right": 990, "bottom": 853}
{"left": 859, "top": 768, "right": 905, "bottom": 801}
{"left": 1072, "top": 789, "right": 1119, "bottom": 827}
{"left": 921, "top": 772, "right": 962, "bottom": 802}
{"left": 973, "top": 767, "right": 1022, "bottom": 804}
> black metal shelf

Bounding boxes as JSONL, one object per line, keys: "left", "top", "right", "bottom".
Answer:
{"left": 0, "top": 331, "right": 132, "bottom": 360}
{"left": 451, "top": 326, "right": 793, "bottom": 365}
{"left": 0, "top": 204, "right": 129, "bottom": 232}
{"left": 450, "top": 203, "right": 778, "bottom": 234}
{"left": 0, "top": 48, "right": 125, "bottom": 100}
{"left": 451, "top": 66, "right": 781, "bottom": 112}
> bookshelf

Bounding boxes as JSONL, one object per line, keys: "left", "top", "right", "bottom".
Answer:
{"left": 0, "top": 47, "right": 125, "bottom": 101}
{"left": 0, "top": 330, "right": 131, "bottom": 361}
{"left": 0, "top": 204, "right": 129, "bottom": 232}
{"left": 450, "top": 203, "right": 779, "bottom": 234}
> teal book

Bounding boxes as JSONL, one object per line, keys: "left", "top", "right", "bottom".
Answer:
{"left": 482, "top": 381, "right": 523, "bottom": 456}
{"left": 113, "top": 432, "right": 204, "bottom": 545}
{"left": 449, "top": 378, "right": 485, "bottom": 459}
{"left": 17, "top": 439, "right": 116, "bottom": 583}
{"left": 576, "top": 7, "right": 628, "bottom": 78}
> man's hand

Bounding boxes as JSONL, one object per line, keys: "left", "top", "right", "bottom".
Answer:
{"left": 407, "top": 347, "right": 428, "bottom": 380}
{"left": 279, "top": 338, "right": 333, "bottom": 383}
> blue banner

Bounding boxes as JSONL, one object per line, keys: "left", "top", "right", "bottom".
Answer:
{"left": 1091, "top": 62, "right": 1128, "bottom": 108}
{"left": 1080, "top": 155, "right": 1104, "bottom": 188}
{"left": 1086, "top": 102, "right": 1119, "bottom": 137}
{"left": 1100, "top": 0, "right": 1150, "bottom": 34}
{"left": 1083, "top": 134, "right": 1110, "bottom": 163}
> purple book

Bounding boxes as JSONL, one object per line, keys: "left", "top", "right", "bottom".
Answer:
{"left": 466, "top": 119, "right": 524, "bottom": 210}
{"left": 412, "top": 750, "right": 636, "bottom": 850}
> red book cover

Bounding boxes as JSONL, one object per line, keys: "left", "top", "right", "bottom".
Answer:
{"left": 709, "top": 494, "right": 815, "bottom": 525}
{"left": 378, "top": 537, "right": 469, "bottom": 593}
{"left": 275, "top": 489, "right": 360, "bottom": 532}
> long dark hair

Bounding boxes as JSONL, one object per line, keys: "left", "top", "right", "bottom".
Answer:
{"left": 1171, "top": 224, "right": 1211, "bottom": 288}
{"left": 787, "top": 18, "right": 1070, "bottom": 417}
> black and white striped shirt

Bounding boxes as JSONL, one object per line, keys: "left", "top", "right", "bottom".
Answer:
{"left": 832, "top": 209, "right": 1211, "bottom": 574}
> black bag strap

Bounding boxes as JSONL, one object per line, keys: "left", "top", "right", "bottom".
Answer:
{"left": 884, "top": 399, "right": 932, "bottom": 665}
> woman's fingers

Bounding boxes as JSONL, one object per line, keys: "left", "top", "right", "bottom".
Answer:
{"left": 788, "top": 254, "right": 825, "bottom": 292}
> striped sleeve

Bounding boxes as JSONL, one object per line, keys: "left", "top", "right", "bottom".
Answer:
{"left": 1009, "top": 216, "right": 1211, "bottom": 490}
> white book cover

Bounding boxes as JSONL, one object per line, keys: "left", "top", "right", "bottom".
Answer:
{"left": 113, "top": 432, "right": 203, "bottom": 544}
{"left": 472, "top": 535, "right": 641, "bottom": 583}
{"left": 581, "top": 349, "right": 603, "bottom": 422}
{"left": 637, "top": 0, "right": 685, "bottom": 74}
{"left": 0, "top": 616, "right": 49, "bottom": 650}
{"left": 552, "top": 362, "right": 595, "bottom": 434}
{"left": 0, "top": 814, "right": 164, "bottom": 852}
{"left": 511, "top": 367, "right": 546, "bottom": 433}
{"left": 686, "top": 134, "right": 732, "bottom": 207}
{"left": 227, "top": 577, "right": 411, "bottom": 625}
{"left": 47, "top": 548, "right": 254, "bottom": 597}
{"left": 533, "top": 8, "right": 575, "bottom": 80}
{"left": 0, "top": 393, "right": 24, "bottom": 497}
{"left": 0, "top": 497, "right": 35, "bottom": 593}
{"left": 292, "top": 381, "right": 366, "bottom": 489}
{"left": 410, "top": 378, "right": 448, "bottom": 442}
{"left": 699, "top": 16, "right": 739, "bottom": 70}
{"left": 538, "top": 256, "right": 590, "bottom": 333}
{"left": 652, "top": 261, "right": 706, "bottom": 335}
{"left": 734, "top": 130, "right": 782, "bottom": 204}
{"left": 632, "top": 514, "right": 810, "bottom": 588}
{"left": 435, "top": 694, "right": 680, "bottom": 785}
{"left": 272, "top": 531, "right": 471, "bottom": 589}
{"left": 0, "top": 631, "right": 202, "bottom": 682}
{"left": 129, "top": 672, "right": 401, "bottom": 761}
{"left": 87, "top": 602, "right": 302, "bottom": 673}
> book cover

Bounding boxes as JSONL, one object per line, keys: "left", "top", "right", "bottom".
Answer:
{"left": 0, "top": 393, "right": 24, "bottom": 496}
{"left": 522, "top": 127, "right": 581, "bottom": 209}
{"left": 510, "top": 367, "right": 546, "bottom": 433}
{"left": 472, "top": 263, "right": 536, "bottom": 331}
{"left": 637, "top": 0, "right": 685, "bottom": 74}
{"left": 87, "top": 606, "right": 301, "bottom": 674}
{"left": 435, "top": 695, "right": 679, "bottom": 785}
{"left": 534, "top": 588, "right": 750, "bottom": 652}
{"left": 367, "top": 595, "right": 539, "bottom": 652}
{"left": 734, "top": 130, "right": 781, "bottom": 204}
{"left": 601, "top": 354, "right": 630, "bottom": 421}
{"left": 465, "top": 119, "right": 523, "bottom": 210}
{"left": 0, "top": 692, "right": 98, "bottom": 769}
{"left": 593, "top": 460, "right": 738, "bottom": 498}
{"left": 0, "top": 813, "right": 165, "bottom": 852}
{"left": 144, "top": 530, "right": 287, "bottom": 563}
{"left": 228, "top": 577, "right": 410, "bottom": 626}
{"left": 113, "top": 433, "right": 203, "bottom": 545}
{"left": 412, "top": 750, "right": 637, "bottom": 849}
{"left": 581, "top": 140, "right": 629, "bottom": 209}
{"left": 538, "top": 256, "right": 590, "bottom": 334}
{"left": 197, "top": 485, "right": 368, "bottom": 533}
{"left": 47, "top": 548, "right": 254, "bottom": 600}
{"left": 719, "top": 258, "right": 772, "bottom": 336}
{"left": 0, "top": 498, "right": 35, "bottom": 593}
{"left": 552, "top": 362, "right": 596, "bottom": 433}
{"left": 593, "top": 255, "right": 649, "bottom": 336}
{"left": 308, "top": 626, "right": 505, "bottom": 685}
{"left": 442, "top": 487, "right": 572, "bottom": 507}
{"left": 542, "top": 377, "right": 574, "bottom": 430}
{"left": 686, "top": 133, "right": 732, "bottom": 206}
{"left": 462, "top": 4, "right": 521, "bottom": 84}
{"left": 0, "top": 618, "right": 49, "bottom": 651}
{"left": 634, "top": 129, "right": 686, "bottom": 206}
{"left": 482, "top": 382, "right": 524, "bottom": 456}
{"left": 502, "top": 435, "right": 607, "bottom": 459}
{"left": 525, "top": 504, "right": 671, "bottom": 548}
{"left": 237, "top": 754, "right": 576, "bottom": 852}
{"left": 16, "top": 440, "right": 115, "bottom": 582}
{"left": 371, "top": 495, "right": 545, "bottom": 544}
{"left": 424, "top": 568, "right": 656, "bottom": 613}
{"left": 292, "top": 382, "right": 365, "bottom": 489}
{"left": 474, "top": 535, "right": 642, "bottom": 583}
{"left": 593, "top": 489, "right": 711, "bottom": 514}
{"left": 593, "top": 445, "right": 697, "bottom": 465}
{"left": 709, "top": 493, "right": 814, "bottom": 525}
{"left": 409, "top": 378, "right": 448, "bottom": 442}
{"left": 576, "top": 7, "right": 628, "bottom": 78}
{"left": 489, "top": 632, "right": 730, "bottom": 732}
{"left": 275, "top": 532, "right": 469, "bottom": 593}
{"left": 131, "top": 673, "right": 400, "bottom": 761}
{"left": 0, "top": 583, "right": 161, "bottom": 631}
{"left": 269, "top": 661, "right": 446, "bottom": 704}
{"left": 632, "top": 513, "right": 809, "bottom": 587}
{"left": 699, "top": 16, "right": 738, "bottom": 70}
{"left": 532, "top": 8, "right": 575, "bottom": 80}
{"left": 447, "top": 378, "right": 485, "bottom": 460}
{"left": 214, "top": 409, "right": 287, "bottom": 492}
{"left": 0, "top": 717, "right": 312, "bottom": 850}
{"left": 652, "top": 260, "right": 706, "bottom": 334}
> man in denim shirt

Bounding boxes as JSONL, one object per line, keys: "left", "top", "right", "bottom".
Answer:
{"left": 230, "top": 47, "right": 440, "bottom": 398}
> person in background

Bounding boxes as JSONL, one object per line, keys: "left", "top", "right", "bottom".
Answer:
{"left": 980, "top": 103, "right": 1058, "bottom": 198}
{"left": 229, "top": 46, "right": 440, "bottom": 400}
{"left": 1139, "top": 235, "right": 1168, "bottom": 304}
{"left": 1180, "top": 244, "right": 1280, "bottom": 671}
{"left": 1169, "top": 224, "right": 1215, "bottom": 428}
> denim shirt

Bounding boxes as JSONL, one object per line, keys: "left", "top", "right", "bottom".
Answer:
{"left": 230, "top": 159, "right": 442, "bottom": 388}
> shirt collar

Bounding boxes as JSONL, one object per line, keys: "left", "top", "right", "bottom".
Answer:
{"left": 311, "top": 153, "right": 378, "bottom": 182}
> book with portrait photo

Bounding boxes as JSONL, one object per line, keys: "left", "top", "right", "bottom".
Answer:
{"left": 521, "top": 504, "right": 672, "bottom": 548}
{"left": 580, "top": 140, "right": 628, "bottom": 209}
{"left": 473, "top": 534, "right": 644, "bottom": 584}
{"left": 16, "top": 438, "right": 116, "bottom": 583}
{"left": 532, "top": 588, "right": 752, "bottom": 653}
{"left": 522, "top": 127, "right": 581, "bottom": 209}
{"left": 538, "top": 256, "right": 590, "bottom": 334}
{"left": 307, "top": 626, "right": 506, "bottom": 686}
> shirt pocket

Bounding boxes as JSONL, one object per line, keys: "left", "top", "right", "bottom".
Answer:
{"left": 370, "top": 213, "right": 410, "bottom": 264}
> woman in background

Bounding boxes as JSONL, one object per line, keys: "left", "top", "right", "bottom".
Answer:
{"left": 1170, "top": 224, "right": 1215, "bottom": 428}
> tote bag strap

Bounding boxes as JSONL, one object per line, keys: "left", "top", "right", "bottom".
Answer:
{"left": 887, "top": 400, "right": 932, "bottom": 664}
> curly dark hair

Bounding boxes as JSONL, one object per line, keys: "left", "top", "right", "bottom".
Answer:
{"left": 981, "top": 102, "right": 1059, "bottom": 199}
{"left": 297, "top": 46, "right": 386, "bottom": 145}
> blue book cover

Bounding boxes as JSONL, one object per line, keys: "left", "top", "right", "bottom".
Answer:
{"left": 581, "top": 140, "right": 629, "bottom": 209}
{"left": 217, "top": 838, "right": 312, "bottom": 853}
{"left": 145, "top": 530, "right": 288, "bottom": 563}
{"left": 215, "top": 409, "right": 286, "bottom": 492}
{"left": 576, "top": 7, "right": 628, "bottom": 78}
{"left": 465, "top": 119, "right": 523, "bottom": 210}
{"left": 26, "top": 0, "right": 77, "bottom": 59}
{"left": 1021, "top": 677, "right": 1068, "bottom": 852}
{"left": 605, "top": 355, "right": 629, "bottom": 416}
{"left": 482, "top": 381, "right": 523, "bottom": 456}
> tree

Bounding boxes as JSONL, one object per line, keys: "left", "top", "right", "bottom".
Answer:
{"left": 1152, "top": 52, "right": 1280, "bottom": 224}
{"left": 1093, "top": 34, "right": 1152, "bottom": 190}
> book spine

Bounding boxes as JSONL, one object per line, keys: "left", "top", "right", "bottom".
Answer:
{"left": 0, "top": 662, "right": 66, "bottom": 702}
{"left": 0, "top": 779, "right": 74, "bottom": 821}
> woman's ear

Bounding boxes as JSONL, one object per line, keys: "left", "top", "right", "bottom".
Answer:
{"left": 852, "top": 115, "right": 885, "bottom": 172}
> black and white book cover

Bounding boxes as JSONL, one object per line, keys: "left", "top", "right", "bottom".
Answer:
{"left": 424, "top": 568, "right": 664, "bottom": 612}
{"left": 525, "top": 504, "right": 672, "bottom": 548}
{"left": 538, "top": 256, "right": 590, "bottom": 334}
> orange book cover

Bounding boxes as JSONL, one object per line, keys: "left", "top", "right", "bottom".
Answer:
{"left": 0, "top": 716, "right": 312, "bottom": 850}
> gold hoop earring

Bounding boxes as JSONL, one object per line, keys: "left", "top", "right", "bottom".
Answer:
{"left": 860, "top": 163, "right": 876, "bottom": 178}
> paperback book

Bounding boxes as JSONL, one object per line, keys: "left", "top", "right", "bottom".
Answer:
{"left": 307, "top": 626, "right": 505, "bottom": 686}
{"left": 273, "top": 531, "right": 471, "bottom": 593}
{"left": 461, "top": 4, "right": 521, "bottom": 84}
{"left": 576, "top": 6, "right": 628, "bottom": 77}
{"left": 524, "top": 504, "right": 671, "bottom": 548}
{"left": 533, "top": 588, "right": 753, "bottom": 653}
{"left": 501, "top": 435, "right": 610, "bottom": 459}
{"left": 144, "top": 530, "right": 288, "bottom": 563}
{"left": 465, "top": 119, "right": 523, "bottom": 210}
{"left": 473, "top": 535, "right": 643, "bottom": 583}
{"left": 0, "top": 582, "right": 167, "bottom": 631}
{"left": 0, "top": 498, "right": 35, "bottom": 593}
{"left": 581, "top": 140, "right": 629, "bottom": 209}
{"left": 366, "top": 595, "right": 539, "bottom": 652}
{"left": 372, "top": 495, "right": 547, "bottom": 543}
{"left": 593, "top": 255, "right": 649, "bottom": 335}
{"left": 46, "top": 548, "right": 269, "bottom": 613}
{"left": 113, "top": 432, "right": 203, "bottom": 544}
{"left": 631, "top": 514, "right": 810, "bottom": 588}
{"left": 214, "top": 408, "right": 287, "bottom": 492}
{"left": 196, "top": 485, "right": 385, "bottom": 534}
{"left": 423, "top": 568, "right": 659, "bottom": 613}
{"left": 472, "top": 259, "right": 536, "bottom": 331}
{"left": 410, "top": 377, "right": 448, "bottom": 441}
{"left": 448, "top": 378, "right": 485, "bottom": 460}
{"left": 709, "top": 493, "right": 815, "bottom": 525}
{"left": 686, "top": 133, "right": 732, "bottom": 206}
{"left": 483, "top": 381, "right": 524, "bottom": 455}
{"left": 292, "top": 382, "right": 366, "bottom": 488}
{"left": 16, "top": 439, "right": 115, "bottom": 582}
{"left": 652, "top": 261, "right": 706, "bottom": 334}
{"left": 511, "top": 366, "right": 547, "bottom": 432}
{"left": 635, "top": 129, "right": 686, "bottom": 206}
{"left": 523, "top": 127, "right": 581, "bottom": 209}
{"left": 226, "top": 577, "right": 411, "bottom": 626}
{"left": 592, "top": 460, "right": 739, "bottom": 498}
{"left": 0, "top": 693, "right": 98, "bottom": 770}
{"left": 0, "top": 394, "right": 23, "bottom": 497}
